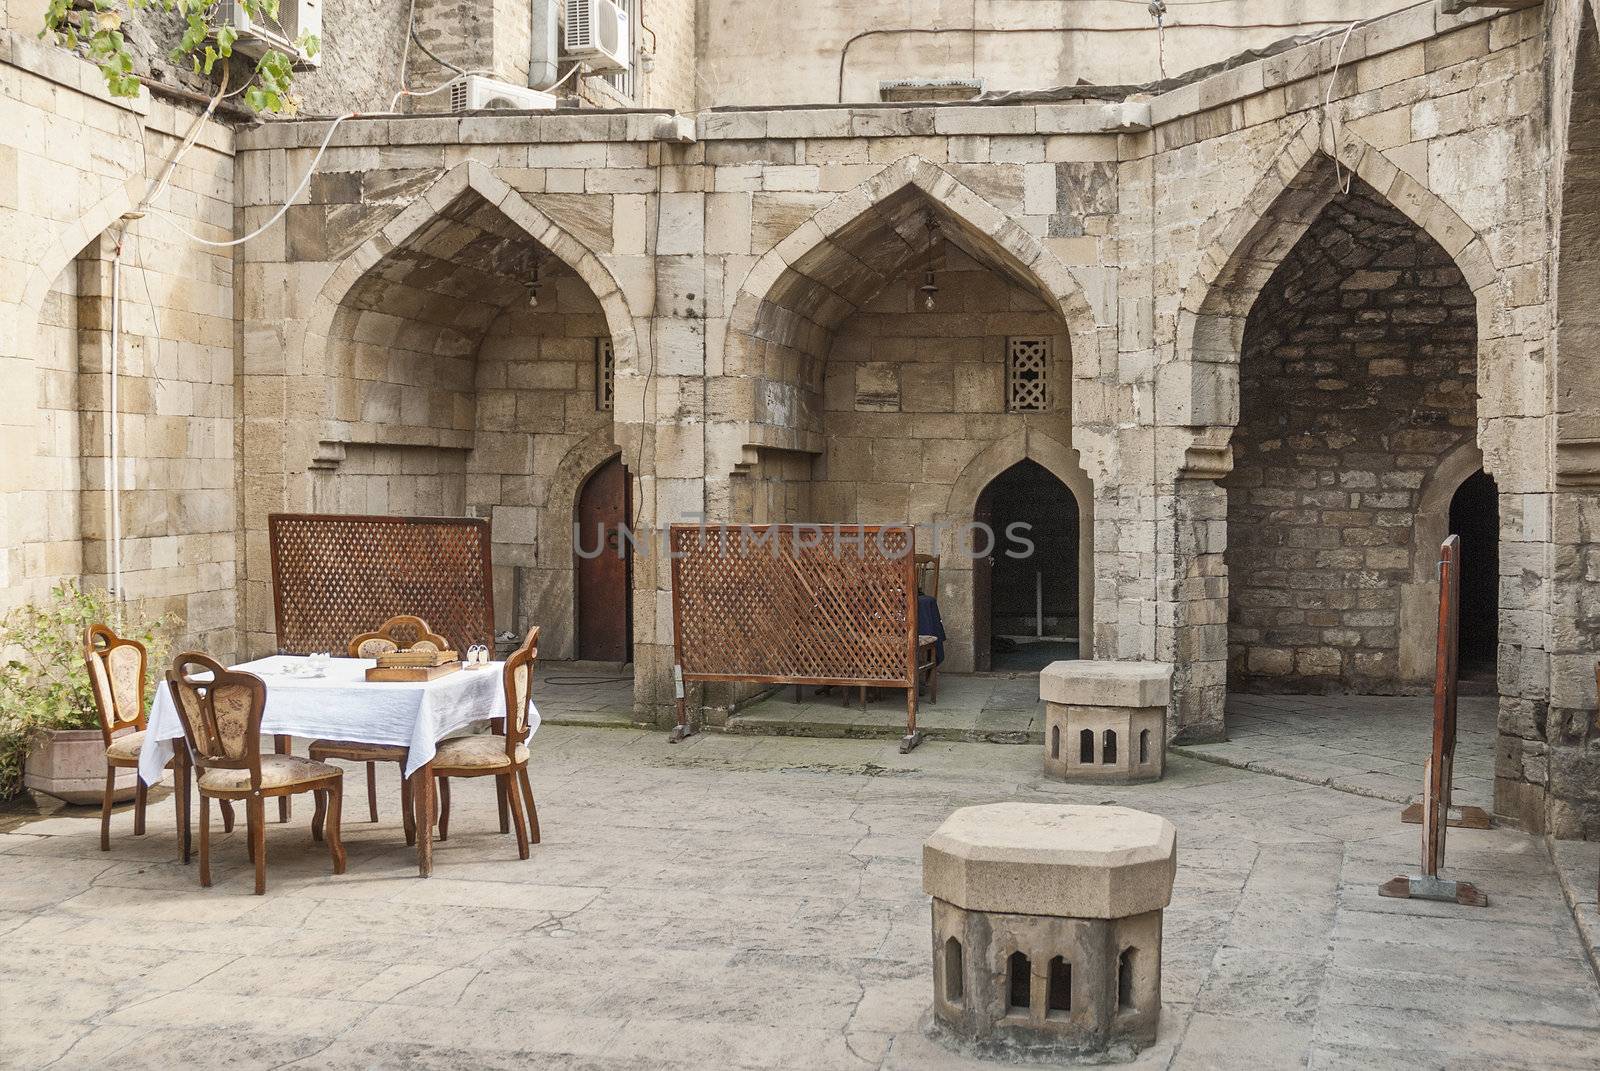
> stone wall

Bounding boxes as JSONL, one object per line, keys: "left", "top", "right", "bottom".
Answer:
{"left": 810, "top": 251, "right": 1080, "bottom": 670}
{"left": 466, "top": 258, "right": 616, "bottom": 658}
{"left": 8, "top": 0, "right": 1577, "bottom": 832}
{"left": 694, "top": 0, "right": 1417, "bottom": 109}
{"left": 0, "top": 32, "right": 240, "bottom": 655}
{"left": 1225, "top": 179, "right": 1477, "bottom": 694}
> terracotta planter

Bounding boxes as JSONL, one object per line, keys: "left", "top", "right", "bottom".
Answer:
{"left": 23, "top": 729, "right": 136, "bottom": 805}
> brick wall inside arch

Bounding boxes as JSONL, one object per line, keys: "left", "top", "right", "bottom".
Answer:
{"left": 1224, "top": 178, "right": 1478, "bottom": 694}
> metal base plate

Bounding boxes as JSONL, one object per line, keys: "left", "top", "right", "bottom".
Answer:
{"left": 1400, "top": 802, "right": 1492, "bottom": 829}
{"left": 899, "top": 731, "right": 926, "bottom": 754}
{"left": 1379, "top": 874, "right": 1488, "bottom": 907}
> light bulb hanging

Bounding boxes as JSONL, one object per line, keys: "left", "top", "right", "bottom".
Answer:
{"left": 919, "top": 213, "right": 941, "bottom": 311}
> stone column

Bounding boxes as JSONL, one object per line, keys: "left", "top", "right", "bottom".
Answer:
{"left": 923, "top": 803, "right": 1177, "bottom": 1061}
{"left": 1040, "top": 660, "right": 1173, "bottom": 783}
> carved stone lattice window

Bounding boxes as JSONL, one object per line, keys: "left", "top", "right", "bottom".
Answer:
{"left": 596, "top": 339, "right": 615, "bottom": 412}
{"left": 1006, "top": 337, "right": 1049, "bottom": 412}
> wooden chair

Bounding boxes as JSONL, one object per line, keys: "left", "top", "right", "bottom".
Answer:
{"left": 433, "top": 627, "right": 541, "bottom": 860}
{"left": 305, "top": 615, "right": 448, "bottom": 835}
{"left": 349, "top": 615, "right": 449, "bottom": 658}
{"left": 85, "top": 624, "right": 195, "bottom": 852}
{"left": 167, "top": 652, "right": 346, "bottom": 895}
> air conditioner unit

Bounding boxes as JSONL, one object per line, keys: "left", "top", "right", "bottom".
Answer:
{"left": 564, "top": 0, "right": 630, "bottom": 74}
{"left": 450, "top": 76, "right": 559, "bottom": 112}
{"left": 222, "top": 0, "right": 320, "bottom": 67}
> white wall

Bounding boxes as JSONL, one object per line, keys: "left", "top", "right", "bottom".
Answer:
{"left": 695, "top": 0, "right": 1417, "bottom": 108}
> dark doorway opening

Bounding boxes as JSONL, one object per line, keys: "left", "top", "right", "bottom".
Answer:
{"left": 976, "top": 459, "right": 1079, "bottom": 673}
{"left": 1449, "top": 469, "right": 1498, "bottom": 684}
{"left": 576, "top": 454, "right": 632, "bottom": 663}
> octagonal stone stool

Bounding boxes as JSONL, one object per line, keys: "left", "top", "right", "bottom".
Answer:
{"left": 923, "top": 803, "right": 1177, "bottom": 1062}
{"left": 1041, "top": 660, "right": 1173, "bottom": 784}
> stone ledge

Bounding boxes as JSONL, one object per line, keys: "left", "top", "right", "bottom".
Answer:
{"left": 922, "top": 802, "right": 1176, "bottom": 918}
{"left": 1040, "top": 659, "right": 1173, "bottom": 707}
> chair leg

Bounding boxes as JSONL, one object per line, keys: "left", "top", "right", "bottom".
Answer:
{"left": 400, "top": 773, "right": 416, "bottom": 847}
{"left": 248, "top": 795, "right": 267, "bottom": 895}
{"left": 311, "top": 790, "right": 326, "bottom": 842}
{"left": 199, "top": 794, "right": 212, "bottom": 887}
{"left": 180, "top": 757, "right": 192, "bottom": 864}
{"left": 133, "top": 776, "right": 148, "bottom": 836}
{"left": 931, "top": 664, "right": 939, "bottom": 705}
{"left": 274, "top": 736, "right": 291, "bottom": 822}
{"left": 100, "top": 767, "right": 115, "bottom": 852}
{"left": 220, "top": 799, "right": 235, "bottom": 833}
{"left": 506, "top": 773, "right": 530, "bottom": 860}
{"left": 517, "top": 765, "right": 540, "bottom": 846}
{"left": 437, "top": 777, "right": 451, "bottom": 841}
{"left": 496, "top": 776, "right": 510, "bottom": 834}
{"left": 173, "top": 766, "right": 187, "bottom": 862}
{"left": 326, "top": 781, "right": 346, "bottom": 875}
{"left": 366, "top": 761, "right": 379, "bottom": 823}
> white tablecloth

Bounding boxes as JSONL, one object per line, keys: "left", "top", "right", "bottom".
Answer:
{"left": 138, "top": 655, "right": 538, "bottom": 784}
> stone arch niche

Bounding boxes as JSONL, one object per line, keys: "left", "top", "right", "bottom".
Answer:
{"left": 716, "top": 157, "right": 1099, "bottom": 674}
{"left": 276, "top": 163, "right": 643, "bottom": 663}
{"left": 1224, "top": 174, "right": 1479, "bottom": 696}
{"left": 1164, "top": 123, "right": 1523, "bottom": 743}
{"left": 946, "top": 433, "right": 1094, "bottom": 672}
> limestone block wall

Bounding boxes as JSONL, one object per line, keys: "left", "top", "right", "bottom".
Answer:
{"left": 212, "top": 0, "right": 1573, "bottom": 828}
{"left": 1141, "top": 6, "right": 1551, "bottom": 820}
{"left": 1544, "top": 0, "right": 1600, "bottom": 838}
{"left": 467, "top": 259, "right": 617, "bottom": 658}
{"left": 1224, "top": 179, "right": 1477, "bottom": 694}
{"left": 0, "top": 32, "right": 239, "bottom": 656}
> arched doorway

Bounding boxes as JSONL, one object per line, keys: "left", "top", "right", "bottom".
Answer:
{"left": 1449, "top": 469, "right": 1498, "bottom": 686}
{"left": 974, "top": 459, "right": 1080, "bottom": 672}
{"left": 575, "top": 454, "right": 632, "bottom": 663}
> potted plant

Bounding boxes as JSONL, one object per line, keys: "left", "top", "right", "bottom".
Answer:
{"left": 0, "top": 582, "right": 176, "bottom": 805}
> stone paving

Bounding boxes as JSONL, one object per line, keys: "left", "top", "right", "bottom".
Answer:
{"left": 1176, "top": 693, "right": 1498, "bottom": 810}
{"left": 3, "top": 725, "right": 1597, "bottom": 1069}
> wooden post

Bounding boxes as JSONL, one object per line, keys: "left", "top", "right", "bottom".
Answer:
{"left": 1380, "top": 535, "right": 1487, "bottom": 907}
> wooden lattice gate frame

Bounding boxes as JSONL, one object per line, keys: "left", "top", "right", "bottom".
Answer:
{"left": 268, "top": 514, "right": 495, "bottom": 656}
{"left": 668, "top": 523, "right": 924, "bottom": 752}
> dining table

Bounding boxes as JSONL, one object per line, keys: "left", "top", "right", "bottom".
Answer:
{"left": 138, "top": 653, "right": 538, "bottom": 877}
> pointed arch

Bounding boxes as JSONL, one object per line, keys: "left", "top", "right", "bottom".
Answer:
{"left": 714, "top": 154, "right": 1103, "bottom": 522}
{"left": 301, "top": 160, "right": 642, "bottom": 443}
{"left": 942, "top": 428, "right": 1094, "bottom": 658}
{"left": 729, "top": 154, "right": 1100, "bottom": 384}
{"left": 1168, "top": 122, "right": 1515, "bottom": 437}
{"left": 7, "top": 177, "right": 139, "bottom": 364}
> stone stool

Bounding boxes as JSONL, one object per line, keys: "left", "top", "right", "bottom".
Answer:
{"left": 1040, "top": 661, "right": 1173, "bottom": 784}
{"left": 923, "top": 803, "right": 1177, "bottom": 1061}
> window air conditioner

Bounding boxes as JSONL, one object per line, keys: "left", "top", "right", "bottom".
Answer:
{"left": 222, "top": 0, "right": 320, "bottom": 67}
{"left": 564, "top": 0, "right": 630, "bottom": 74}
{"left": 449, "top": 76, "right": 559, "bottom": 112}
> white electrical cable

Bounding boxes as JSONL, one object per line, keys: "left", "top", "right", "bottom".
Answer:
{"left": 108, "top": 243, "right": 124, "bottom": 610}
{"left": 151, "top": 111, "right": 359, "bottom": 248}
{"left": 1322, "top": 22, "right": 1358, "bottom": 195}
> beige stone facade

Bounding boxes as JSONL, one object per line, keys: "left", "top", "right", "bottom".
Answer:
{"left": 4, "top": 1, "right": 1599, "bottom": 837}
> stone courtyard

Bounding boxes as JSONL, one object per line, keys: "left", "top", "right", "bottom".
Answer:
{"left": 3, "top": 727, "right": 1598, "bottom": 1069}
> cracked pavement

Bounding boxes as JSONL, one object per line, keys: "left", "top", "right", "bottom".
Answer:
{"left": 1, "top": 725, "right": 1596, "bottom": 1069}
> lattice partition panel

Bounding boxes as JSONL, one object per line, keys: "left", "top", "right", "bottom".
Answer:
{"left": 268, "top": 514, "right": 494, "bottom": 655}
{"left": 669, "top": 525, "right": 917, "bottom": 687}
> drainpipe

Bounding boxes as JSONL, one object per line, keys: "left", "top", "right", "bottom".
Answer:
{"left": 530, "top": 0, "right": 560, "bottom": 89}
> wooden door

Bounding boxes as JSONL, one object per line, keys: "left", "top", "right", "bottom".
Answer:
{"left": 973, "top": 483, "right": 994, "bottom": 672}
{"left": 576, "top": 455, "right": 632, "bottom": 662}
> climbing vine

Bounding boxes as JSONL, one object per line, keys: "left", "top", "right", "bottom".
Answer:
{"left": 41, "top": 0, "right": 319, "bottom": 113}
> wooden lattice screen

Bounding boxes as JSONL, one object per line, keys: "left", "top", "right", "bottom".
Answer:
{"left": 668, "top": 523, "right": 921, "bottom": 746}
{"left": 268, "top": 514, "right": 494, "bottom": 655}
